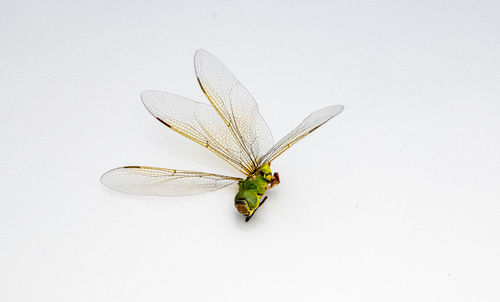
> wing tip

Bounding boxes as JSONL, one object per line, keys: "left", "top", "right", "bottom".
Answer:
{"left": 195, "top": 48, "right": 210, "bottom": 57}
{"left": 194, "top": 49, "right": 219, "bottom": 70}
{"left": 140, "top": 90, "right": 156, "bottom": 105}
{"left": 337, "top": 104, "right": 345, "bottom": 114}
{"left": 140, "top": 90, "right": 166, "bottom": 116}
{"left": 100, "top": 168, "right": 115, "bottom": 188}
{"left": 194, "top": 48, "right": 208, "bottom": 63}
{"left": 100, "top": 166, "right": 137, "bottom": 186}
{"left": 195, "top": 48, "right": 207, "bottom": 54}
{"left": 325, "top": 104, "right": 345, "bottom": 117}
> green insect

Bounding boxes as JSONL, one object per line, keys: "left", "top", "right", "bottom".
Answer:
{"left": 101, "top": 49, "right": 344, "bottom": 221}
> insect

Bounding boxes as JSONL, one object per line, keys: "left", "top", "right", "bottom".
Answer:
{"left": 101, "top": 49, "right": 344, "bottom": 221}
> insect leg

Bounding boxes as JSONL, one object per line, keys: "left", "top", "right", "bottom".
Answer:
{"left": 260, "top": 195, "right": 268, "bottom": 206}
{"left": 245, "top": 196, "right": 268, "bottom": 222}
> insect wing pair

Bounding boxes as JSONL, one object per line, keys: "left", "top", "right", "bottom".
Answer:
{"left": 101, "top": 49, "right": 344, "bottom": 220}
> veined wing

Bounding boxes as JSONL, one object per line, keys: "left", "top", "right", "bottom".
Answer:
{"left": 194, "top": 49, "right": 273, "bottom": 174}
{"left": 142, "top": 91, "right": 255, "bottom": 175}
{"left": 101, "top": 166, "right": 242, "bottom": 196}
{"left": 258, "top": 105, "right": 344, "bottom": 165}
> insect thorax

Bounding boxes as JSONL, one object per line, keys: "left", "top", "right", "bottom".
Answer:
{"left": 234, "top": 164, "right": 273, "bottom": 216}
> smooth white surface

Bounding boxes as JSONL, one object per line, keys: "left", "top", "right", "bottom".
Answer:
{"left": 1, "top": 1, "right": 499, "bottom": 301}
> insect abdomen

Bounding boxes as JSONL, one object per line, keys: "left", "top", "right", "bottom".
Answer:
{"left": 234, "top": 179, "right": 260, "bottom": 216}
{"left": 235, "top": 199, "right": 251, "bottom": 216}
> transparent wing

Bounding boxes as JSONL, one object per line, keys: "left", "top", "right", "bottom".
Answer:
{"left": 101, "top": 166, "right": 242, "bottom": 196}
{"left": 142, "top": 91, "right": 256, "bottom": 175}
{"left": 258, "top": 105, "right": 344, "bottom": 165}
{"left": 194, "top": 49, "right": 273, "bottom": 173}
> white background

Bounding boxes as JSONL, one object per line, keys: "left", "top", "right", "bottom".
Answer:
{"left": 1, "top": 1, "right": 499, "bottom": 301}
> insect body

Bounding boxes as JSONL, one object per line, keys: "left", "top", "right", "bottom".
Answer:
{"left": 234, "top": 163, "right": 279, "bottom": 220}
{"left": 101, "top": 49, "right": 343, "bottom": 221}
